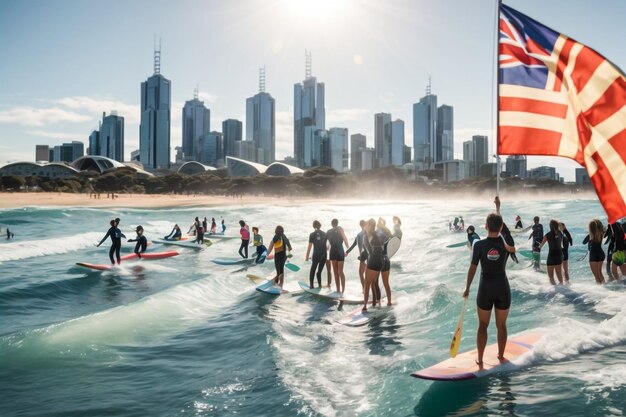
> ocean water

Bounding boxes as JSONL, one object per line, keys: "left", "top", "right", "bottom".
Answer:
{"left": 0, "top": 198, "right": 625, "bottom": 417}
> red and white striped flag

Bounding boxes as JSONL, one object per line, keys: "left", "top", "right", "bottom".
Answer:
{"left": 498, "top": 4, "right": 626, "bottom": 223}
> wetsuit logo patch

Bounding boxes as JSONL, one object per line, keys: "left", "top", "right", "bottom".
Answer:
{"left": 487, "top": 248, "right": 500, "bottom": 261}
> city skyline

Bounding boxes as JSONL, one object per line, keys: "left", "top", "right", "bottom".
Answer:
{"left": 1, "top": 0, "right": 625, "bottom": 180}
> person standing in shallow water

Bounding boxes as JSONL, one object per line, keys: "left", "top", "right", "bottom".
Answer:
{"left": 266, "top": 225, "right": 292, "bottom": 288}
{"left": 559, "top": 222, "right": 573, "bottom": 283}
{"left": 463, "top": 196, "right": 516, "bottom": 368}
{"left": 583, "top": 219, "right": 606, "bottom": 284}
{"left": 539, "top": 220, "right": 564, "bottom": 285}
{"left": 529, "top": 216, "right": 544, "bottom": 271}
{"left": 305, "top": 220, "right": 327, "bottom": 289}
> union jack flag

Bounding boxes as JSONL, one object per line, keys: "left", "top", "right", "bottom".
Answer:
{"left": 498, "top": 4, "right": 626, "bottom": 223}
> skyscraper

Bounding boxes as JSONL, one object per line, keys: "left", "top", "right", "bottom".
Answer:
{"left": 391, "top": 119, "right": 405, "bottom": 166}
{"left": 246, "top": 67, "right": 275, "bottom": 165}
{"left": 505, "top": 155, "right": 527, "bottom": 178}
{"left": 462, "top": 140, "right": 476, "bottom": 177}
{"left": 328, "top": 127, "right": 348, "bottom": 172}
{"left": 99, "top": 112, "right": 124, "bottom": 162}
{"left": 53, "top": 141, "right": 84, "bottom": 163}
{"left": 350, "top": 133, "right": 366, "bottom": 172}
{"left": 35, "top": 145, "right": 49, "bottom": 162}
{"left": 222, "top": 119, "right": 242, "bottom": 159}
{"left": 374, "top": 112, "right": 391, "bottom": 167}
{"left": 413, "top": 81, "right": 437, "bottom": 169}
{"left": 140, "top": 41, "right": 171, "bottom": 169}
{"left": 182, "top": 88, "right": 210, "bottom": 162}
{"left": 88, "top": 130, "right": 100, "bottom": 157}
{"left": 294, "top": 51, "right": 325, "bottom": 168}
{"left": 197, "top": 132, "right": 223, "bottom": 166}
{"left": 472, "top": 135, "right": 489, "bottom": 174}
{"left": 436, "top": 105, "right": 453, "bottom": 162}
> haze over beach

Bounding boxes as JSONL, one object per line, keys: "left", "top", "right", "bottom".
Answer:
{"left": 2, "top": 1, "right": 626, "bottom": 417}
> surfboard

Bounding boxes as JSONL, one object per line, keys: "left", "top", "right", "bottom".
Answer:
{"left": 510, "top": 226, "right": 532, "bottom": 235}
{"left": 212, "top": 257, "right": 256, "bottom": 266}
{"left": 411, "top": 331, "right": 543, "bottom": 381}
{"left": 387, "top": 236, "right": 401, "bottom": 258}
{"left": 75, "top": 262, "right": 145, "bottom": 272}
{"left": 120, "top": 250, "right": 179, "bottom": 260}
{"left": 447, "top": 241, "right": 468, "bottom": 249}
{"left": 152, "top": 238, "right": 211, "bottom": 249}
{"left": 337, "top": 304, "right": 391, "bottom": 326}
{"left": 298, "top": 281, "right": 362, "bottom": 304}
{"left": 254, "top": 275, "right": 303, "bottom": 295}
{"left": 205, "top": 233, "right": 238, "bottom": 240}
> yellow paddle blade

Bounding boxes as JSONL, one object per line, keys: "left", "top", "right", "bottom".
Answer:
{"left": 450, "top": 298, "right": 467, "bottom": 358}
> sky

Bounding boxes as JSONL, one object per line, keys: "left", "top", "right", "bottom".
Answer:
{"left": 0, "top": 0, "right": 624, "bottom": 181}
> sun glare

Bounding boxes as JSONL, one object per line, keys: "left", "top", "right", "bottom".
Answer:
{"left": 282, "top": 0, "right": 350, "bottom": 20}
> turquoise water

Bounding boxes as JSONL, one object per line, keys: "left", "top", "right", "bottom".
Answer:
{"left": 1, "top": 199, "right": 625, "bottom": 416}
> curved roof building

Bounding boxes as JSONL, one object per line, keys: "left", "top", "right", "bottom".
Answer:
{"left": 71, "top": 156, "right": 153, "bottom": 177}
{"left": 178, "top": 161, "right": 217, "bottom": 175}
{"left": 0, "top": 161, "right": 79, "bottom": 179}
{"left": 226, "top": 156, "right": 267, "bottom": 177}
{"left": 265, "top": 162, "right": 304, "bottom": 177}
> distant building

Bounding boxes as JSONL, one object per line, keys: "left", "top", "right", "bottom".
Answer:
{"left": 265, "top": 162, "right": 304, "bottom": 177}
{"left": 182, "top": 89, "right": 210, "bottom": 162}
{"left": 479, "top": 162, "right": 500, "bottom": 178}
{"left": 462, "top": 140, "right": 476, "bottom": 177}
{"left": 435, "top": 160, "right": 470, "bottom": 182}
{"left": 197, "top": 132, "right": 223, "bottom": 167}
{"left": 413, "top": 81, "right": 437, "bottom": 169}
{"left": 140, "top": 42, "right": 171, "bottom": 169}
{"left": 391, "top": 119, "right": 405, "bottom": 166}
{"left": 303, "top": 127, "right": 328, "bottom": 168}
{"left": 436, "top": 105, "right": 453, "bottom": 162}
{"left": 403, "top": 145, "right": 412, "bottom": 164}
{"left": 294, "top": 51, "right": 325, "bottom": 168}
{"left": 328, "top": 127, "right": 349, "bottom": 172}
{"left": 177, "top": 161, "right": 217, "bottom": 175}
{"left": 35, "top": 145, "right": 49, "bottom": 162}
{"left": 247, "top": 68, "right": 275, "bottom": 165}
{"left": 529, "top": 165, "right": 558, "bottom": 180}
{"left": 0, "top": 161, "right": 78, "bottom": 179}
{"left": 52, "top": 141, "right": 84, "bottom": 163}
{"left": 350, "top": 133, "right": 366, "bottom": 172}
{"left": 375, "top": 112, "right": 392, "bottom": 167}
{"left": 88, "top": 130, "right": 100, "bottom": 157}
{"left": 575, "top": 167, "right": 590, "bottom": 185}
{"left": 98, "top": 112, "right": 125, "bottom": 162}
{"left": 505, "top": 155, "right": 527, "bottom": 178}
{"left": 226, "top": 156, "right": 267, "bottom": 177}
{"left": 472, "top": 135, "right": 489, "bottom": 177}
{"left": 223, "top": 119, "right": 243, "bottom": 159}
{"left": 48, "top": 148, "right": 54, "bottom": 162}
{"left": 235, "top": 140, "right": 258, "bottom": 163}
{"left": 174, "top": 146, "right": 184, "bottom": 164}
{"left": 130, "top": 149, "right": 140, "bottom": 162}
{"left": 360, "top": 147, "right": 375, "bottom": 171}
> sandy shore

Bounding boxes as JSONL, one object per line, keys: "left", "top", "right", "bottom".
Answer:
{"left": 0, "top": 190, "right": 599, "bottom": 210}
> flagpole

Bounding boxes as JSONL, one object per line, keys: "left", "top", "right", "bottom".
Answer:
{"left": 495, "top": 0, "right": 502, "bottom": 197}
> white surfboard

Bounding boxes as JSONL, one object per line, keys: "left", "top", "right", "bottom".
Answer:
{"left": 337, "top": 304, "right": 391, "bottom": 326}
{"left": 252, "top": 274, "right": 303, "bottom": 295}
{"left": 298, "top": 282, "right": 362, "bottom": 304}
{"left": 387, "top": 236, "right": 401, "bottom": 258}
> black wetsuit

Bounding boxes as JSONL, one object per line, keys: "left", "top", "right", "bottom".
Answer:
{"left": 529, "top": 224, "right": 544, "bottom": 252}
{"left": 545, "top": 230, "right": 563, "bottom": 266}
{"left": 471, "top": 237, "right": 511, "bottom": 310}
{"left": 326, "top": 227, "right": 345, "bottom": 262}
{"left": 128, "top": 235, "right": 148, "bottom": 257}
{"left": 347, "top": 231, "right": 367, "bottom": 262}
{"left": 561, "top": 228, "right": 573, "bottom": 261}
{"left": 272, "top": 234, "right": 292, "bottom": 275}
{"left": 501, "top": 223, "right": 519, "bottom": 264}
{"left": 515, "top": 220, "right": 523, "bottom": 229}
{"left": 99, "top": 226, "right": 126, "bottom": 264}
{"left": 168, "top": 228, "right": 181, "bottom": 240}
{"left": 364, "top": 232, "right": 390, "bottom": 273}
{"left": 308, "top": 229, "right": 327, "bottom": 287}
{"left": 583, "top": 234, "right": 605, "bottom": 262}
{"left": 195, "top": 221, "right": 204, "bottom": 244}
{"left": 467, "top": 232, "right": 481, "bottom": 246}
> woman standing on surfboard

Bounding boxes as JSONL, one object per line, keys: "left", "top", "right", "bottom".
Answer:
{"left": 362, "top": 218, "right": 391, "bottom": 311}
{"left": 559, "top": 222, "right": 573, "bottom": 283}
{"left": 266, "top": 225, "right": 292, "bottom": 289}
{"left": 462, "top": 197, "right": 516, "bottom": 367}
{"left": 238, "top": 220, "right": 250, "bottom": 259}
{"left": 539, "top": 220, "right": 564, "bottom": 285}
{"left": 305, "top": 220, "right": 327, "bottom": 289}
{"left": 326, "top": 219, "right": 350, "bottom": 295}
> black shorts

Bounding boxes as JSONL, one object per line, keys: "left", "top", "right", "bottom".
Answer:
{"left": 547, "top": 251, "right": 563, "bottom": 266}
{"left": 562, "top": 247, "right": 569, "bottom": 261}
{"left": 589, "top": 248, "right": 605, "bottom": 262}
{"left": 367, "top": 254, "right": 390, "bottom": 272}
{"left": 329, "top": 246, "right": 345, "bottom": 262}
{"left": 476, "top": 278, "right": 511, "bottom": 310}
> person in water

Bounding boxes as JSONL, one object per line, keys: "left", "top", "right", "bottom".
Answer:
{"left": 6, "top": 228, "right": 14, "bottom": 239}
{"left": 463, "top": 196, "right": 516, "bottom": 368}
{"left": 559, "top": 222, "right": 573, "bottom": 283}
{"left": 539, "top": 220, "right": 564, "bottom": 285}
{"left": 202, "top": 217, "right": 208, "bottom": 234}
{"left": 529, "top": 216, "right": 544, "bottom": 271}
{"left": 459, "top": 216, "right": 465, "bottom": 230}
{"left": 266, "top": 225, "right": 292, "bottom": 288}
{"left": 583, "top": 219, "right": 606, "bottom": 284}
{"left": 164, "top": 224, "right": 182, "bottom": 240}
{"left": 326, "top": 219, "right": 350, "bottom": 294}
{"left": 195, "top": 217, "right": 204, "bottom": 245}
{"left": 362, "top": 218, "right": 391, "bottom": 311}
{"left": 305, "top": 220, "right": 327, "bottom": 289}
{"left": 251, "top": 227, "right": 267, "bottom": 264}
{"left": 493, "top": 204, "right": 518, "bottom": 264}
{"left": 188, "top": 218, "right": 198, "bottom": 236}
{"left": 97, "top": 219, "right": 126, "bottom": 265}
{"left": 221, "top": 218, "right": 226, "bottom": 234}
{"left": 515, "top": 215, "right": 523, "bottom": 229}
{"left": 211, "top": 217, "right": 217, "bottom": 234}
{"left": 128, "top": 225, "right": 148, "bottom": 258}
{"left": 392, "top": 216, "right": 403, "bottom": 240}
{"left": 375, "top": 218, "right": 393, "bottom": 305}
{"left": 608, "top": 221, "right": 626, "bottom": 280}
{"left": 346, "top": 220, "right": 367, "bottom": 290}
{"left": 238, "top": 220, "right": 250, "bottom": 258}
{"left": 466, "top": 226, "right": 481, "bottom": 250}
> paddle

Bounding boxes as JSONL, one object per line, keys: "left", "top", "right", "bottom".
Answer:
{"left": 577, "top": 252, "right": 588, "bottom": 262}
{"left": 450, "top": 297, "right": 467, "bottom": 358}
{"left": 285, "top": 261, "right": 300, "bottom": 272}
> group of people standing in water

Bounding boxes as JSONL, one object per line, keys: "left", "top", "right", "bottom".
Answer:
{"left": 187, "top": 217, "right": 227, "bottom": 244}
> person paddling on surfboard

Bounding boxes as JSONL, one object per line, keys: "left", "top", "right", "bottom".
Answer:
{"left": 252, "top": 227, "right": 267, "bottom": 264}
{"left": 462, "top": 196, "right": 516, "bottom": 368}
{"left": 128, "top": 225, "right": 148, "bottom": 259}
{"left": 346, "top": 220, "right": 367, "bottom": 291}
{"left": 305, "top": 220, "right": 328, "bottom": 289}
{"left": 327, "top": 219, "right": 350, "bottom": 295}
{"left": 164, "top": 224, "right": 182, "bottom": 240}
{"left": 97, "top": 219, "right": 126, "bottom": 265}
{"left": 266, "top": 225, "right": 292, "bottom": 289}
{"left": 362, "top": 218, "right": 391, "bottom": 311}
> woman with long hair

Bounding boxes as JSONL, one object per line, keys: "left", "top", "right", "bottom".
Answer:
{"left": 266, "top": 225, "right": 292, "bottom": 288}
{"left": 362, "top": 218, "right": 391, "bottom": 311}
{"left": 559, "top": 222, "right": 573, "bottom": 283}
{"left": 539, "top": 220, "right": 563, "bottom": 285}
{"left": 583, "top": 219, "right": 606, "bottom": 284}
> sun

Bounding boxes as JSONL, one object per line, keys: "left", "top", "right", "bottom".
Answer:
{"left": 281, "top": 0, "right": 350, "bottom": 20}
